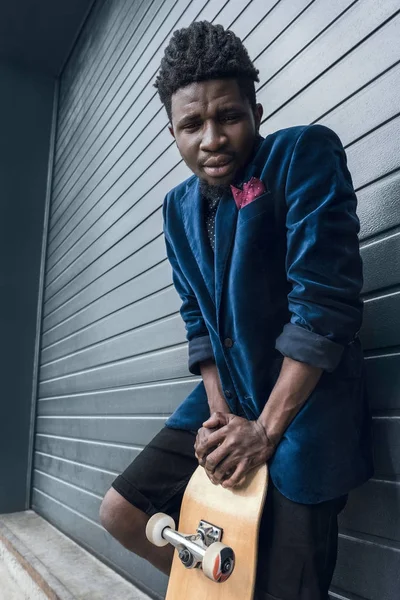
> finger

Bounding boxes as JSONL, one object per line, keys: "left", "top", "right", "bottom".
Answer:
{"left": 195, "top": 438, "right": 217, "bottom": 462}
{"left": 194, "top": 442, "right": 201, "bottom": 460}
{"left": 202, "top": 416, "right": 219, "bottom": 428}
{"left": 200, "top": 427, "right": 229, "bottom": 456}
{"left": 204, "top": 443, "right": 231, "bottom": 474}
{"left": 194, "top": 432, "right": 204, "bottom": 452}
{"left": 196, "top": 439, "right": 220, "bottom": 466}
{"left": 202, "top": 412, "right": 227, "bottom": 429}
{"left": 199, "top": 452, "right": 214, "bottom": 467}
{"left": 196, "top": 426, "right": 229, "bottom": 464}
{"left": 194, "top": 431, "right": 209, "bottom": 459}
{"left": 203, "top": 467, "right": 218, "bottom": 485}
{"left": 211, "top": 456, "right": 237, "bottom": 485}
{"left": 209, "top": 450, "right": 239, "bottom": 481}
{"left": 221, "top": 462, "right": 247, "bottom": 489}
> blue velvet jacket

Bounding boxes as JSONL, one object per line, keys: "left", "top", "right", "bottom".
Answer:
{"left": 163, "top": 124, "right": 373, "bottom": 504}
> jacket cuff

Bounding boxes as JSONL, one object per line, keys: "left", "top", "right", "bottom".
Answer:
{"left": 188, "top": 335, "right": 214, "bottom": 375}
{"left": 275, "top": 323, "right": 344, "bottom": 372}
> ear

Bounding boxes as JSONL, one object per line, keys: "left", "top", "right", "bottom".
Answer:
{"left": 254, "top": 103, "right": 263, "bottom": 132}
{"left": 169, "top": 125, "right": 175, "bottom": 139}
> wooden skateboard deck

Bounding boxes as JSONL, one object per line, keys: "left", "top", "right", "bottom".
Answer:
{"left": 166, "top": 464, "right": 268, "bottom": 600}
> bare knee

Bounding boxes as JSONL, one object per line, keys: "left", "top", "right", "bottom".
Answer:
{"left": 99, "top": 488, "right": 119, "bottom": 533}
{"left": 100, "top": 488, "right": 147, "bottom": 547}
{"left": 100, "top": 489, "right": 173, "bottom": 574}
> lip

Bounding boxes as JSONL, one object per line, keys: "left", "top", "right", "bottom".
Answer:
{"left": 202, "top": 156, "right": 235, "bottom": 178}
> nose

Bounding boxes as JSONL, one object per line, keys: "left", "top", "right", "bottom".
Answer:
{"left": 200, "top": 120, "right": 227, "bottom": 152}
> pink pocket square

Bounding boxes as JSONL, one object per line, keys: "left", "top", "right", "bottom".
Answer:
{"left": 230, "top": 177, "right": 267, "bottom": 210}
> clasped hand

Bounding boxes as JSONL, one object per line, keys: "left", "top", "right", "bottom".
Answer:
{"left": 194, "top": 412, "right": 276, "bottom": 489}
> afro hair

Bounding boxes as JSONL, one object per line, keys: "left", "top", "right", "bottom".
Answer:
{"left": 154, "top": 21, "right": 259, "bottom": 120}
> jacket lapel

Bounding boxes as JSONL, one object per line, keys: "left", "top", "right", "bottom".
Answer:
{"left": 181, "top": 136, "right": 263, "bottom": 320}
{"left": 178, "top": 137, "right": 266, "bottom": 322}
{"left": 214, "top": 191, "right": 238, "bottom": 319}
{"left": 180, "top": 178, "right": 216, "bottom": 303}
{"left": 213, "top": 137, "right": 266, "bottom": 318}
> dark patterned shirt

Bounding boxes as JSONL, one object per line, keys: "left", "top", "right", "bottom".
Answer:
{"left": 204, "top": 195, "right": 220, "bottom": 251}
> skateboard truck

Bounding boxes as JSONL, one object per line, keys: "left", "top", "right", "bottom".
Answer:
{"left": 146, "top": 514, "right": 235, "bottom": 582}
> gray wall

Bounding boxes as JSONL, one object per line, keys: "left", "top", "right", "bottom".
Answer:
{"left": 0, "top": 61, "right": 55, "bottom": 512}
{"left": 32, "top": 1, "right": 400, "bottom": 599}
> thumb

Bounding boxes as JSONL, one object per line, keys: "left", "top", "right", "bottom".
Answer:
{"left": 203, "top": 412, "right": 227, "bottom": 429}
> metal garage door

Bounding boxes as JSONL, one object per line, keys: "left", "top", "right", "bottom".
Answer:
{"left": 32, "top": 0, "right": 400, "bottom": 598}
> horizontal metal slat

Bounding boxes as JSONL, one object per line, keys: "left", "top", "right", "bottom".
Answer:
{"left": 55, "top": 0, "right": 147, "bottom": 159}
{"left": 38, "top": 344, "right": 188, "bottom": 397}
{"left": 57, "top": 0, "right": 130, "bottom": 121}
{"left": 256, "top": 0, "right": 353, "bottom": 105}
{"left": 52, "top": 0, "right": 174, "bottom": 189}
{"left": 56, "top": 0, "right": 116, "bottom": 112}
{"left": 339, "top": 479, "right": 400, "bottom": 542}
{"left": 33, "top": 470, "right": 102, "bottom": 523}
{"left": 42, "top": 282, "right": 177, "bottom": 363}
{"left": 48, "top": 113, "right": 171, "bottom": 255}
{"left": 35, "top": 434, "right": 140, "bottom": 474}
{"left": 258, "top": 0, "right": 399, "bottom": 121}
{"left": 234, "top": 0, "right": 314, "bottom": 61}
{"left": 50, "top": 0, "right": 207, "bottom": 221}
{"left": 38, "top": 378, "right": 198, "bottom": 416}
{"left": 346, "top": 115, "right": 400, "bottom": 190}
{"left": 364, "top": 352, "right": 400, "bottom": 411}
{"left": 264, "top": 13, "right": 400, "bottom": 133}
{"left": 362, "top": 233, "right": 400, "bottom": 294}
{"left": 333, "top": 531, "right": 400, "bottom": 599}
{"left": 361, "top": 292, "right": 400, "bottom": 350}
{"left": 40, "top": 313, "right": 185, "bottom": 380}
{"left": 329, "top": 589, "right": 367, "bottom": 600}
{"left": 37, "top": 378, "right": 197, "bottom": 416}
{"left": 45, "top": 207, "right": 164, "bottom": 305}
{"left": 34, "top": 452, "right": 116, "bottom": 497}
{"left": 45, "top": 158, "right": 186, "bottom": 289}
{"left": 358, "top": 171, "right": 400, "bottom": 241}
{"left": 42, "top": 260, "right": 171, "bottom": 348}
{"left": 35, "top": 416, "right": 165, "bottom": 447}
{"left": 372, "top": 417, "right": 400, "bottom": 478}
{"left": 43, "top": 235, "right": 166, "bottom": 331}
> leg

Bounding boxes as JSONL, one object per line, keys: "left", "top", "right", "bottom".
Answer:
{"left": 99, "top": 427, "right": 197, "bottom": 575}
{"left": 256, "top": 482, "right": 347, "bottom": 600}
{"left": 100, "top": 487, "right": 174, "bottom": 575}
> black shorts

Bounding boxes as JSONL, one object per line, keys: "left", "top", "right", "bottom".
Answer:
{"left": 112, "top": 427, "right": 347, "bottom": 600}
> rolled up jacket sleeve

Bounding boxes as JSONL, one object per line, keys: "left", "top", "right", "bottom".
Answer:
{"left": 163, "top": 202, "right": 214, "bottom": 375}
{"left": 275, "top": 125, "right": 363, "bottom": 372}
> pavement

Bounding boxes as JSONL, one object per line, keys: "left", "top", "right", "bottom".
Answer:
{"left": 0, "top": 557, "right": 26, "bottom": 600}
{"left": 0, "top": 511, "right": 151, "bottom": 600}
{"left": 0, "top": 538, "right": 47, "bottom": 600}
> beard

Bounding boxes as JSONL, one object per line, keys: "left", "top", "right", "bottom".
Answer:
{"left": 199, "top": 180, "right": 232, "bottom": 203}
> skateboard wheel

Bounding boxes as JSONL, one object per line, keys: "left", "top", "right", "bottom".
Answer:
{"left": 146, "top": 513, "right": 175, "bottom": 547}
{"left": 202, "top": 542, "right": 235, "bottom": 583}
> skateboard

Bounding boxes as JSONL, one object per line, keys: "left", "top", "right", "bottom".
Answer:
{"left": 146, "top": 463, "right": 268, "bottom": 599}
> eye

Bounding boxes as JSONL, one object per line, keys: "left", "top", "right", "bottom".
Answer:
{"left": 183, "top": 122, "right": 201, "bottom": 131}
{"left": 221, "top": 114, "right": 240, "bottom": 123}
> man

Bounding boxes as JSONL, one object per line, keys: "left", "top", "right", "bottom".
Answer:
{"left": 100, "top": 21, "right": 373, "bottom": 599}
